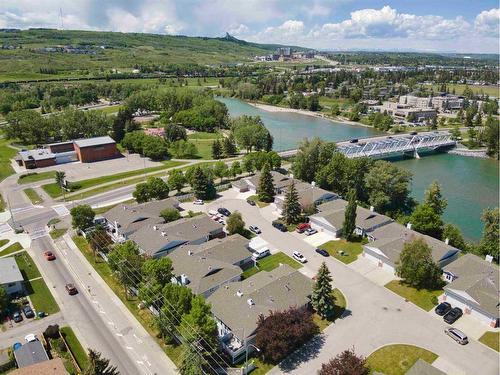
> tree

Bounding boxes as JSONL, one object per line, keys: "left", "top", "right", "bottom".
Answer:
{"left": 108, "top": 241, "right": 144, "bottom": 298}
{"left": 256, "top": 307, "right": 319, "bottom": 364}
{"left": 211, "top": 139, "right": 222, "bottom": 159}
{"left": 164, "top": 123, "right": 187, "bottom": 143}
{"left": 139, "top": 258, "right": 173, "bottom": 307}
{"left": 213, "top": 161, "right": 228, "bottom": 183}
{"left": 55, "top": 171, "right": 66, "bottom": 189}
{"left": 318, "top": 348, "right": 369, "bottom": 375}
{"left": 160, "top": 208, "right": 181, "bottom": 223}
{"left": 258, "top": 163, "right": 275, "bottom": 203}
{"left": 478, "top": 208, "right": 499, "bottom": 262}
{"left": 231, "top": 115, "right": 272, "bottom": 152}
{"left": 133, "top": 182, "right": 150, "bottom": 203}
{"left": 424, "top": 181, "right": 447, "bottom": 216}
{"left": 226, "top": 211, "right": 245, "bottom": 236}
{"left": 223, "top": 135, "right": 237, "bottom": 157}
{"left": 70, "top": 205, "right": 95, "bottom": 231}
{"left": 282, "top": 182, "right": 301, "bottom": 225}
{"left": 443, "top": 224, "right": 466, "bottom": 251}
{"left": 0, "top": 286, "right": 10, "bottom": 314}
{"left": 84, "top": 349, "right": 120, "bottom": 375}
{"left": 179, "top": 343, "right": 204, "bottom": 375}
{"left": 242, "top": 156, "right": 254, "bottom": 175}
{"left": 292, "top": 138, "right": 336, "bottom": 183}
{"left": 161, "top": 283, "right": 193, "bottom": 328}
{"left": 484, "top": 115, "right": 499, "bottom": 158}
{"left": 409, "top": 204, "right": 444, "bottom": 239}
{"left": 229, "top": 161, "right": 242, "bottom": 178}
{"left": 342, "top": 189, "right": 357, "bottom": 240}
{"left": 167, "top": 169, "right": 186, "bottom": 192}
{"left": 112, "top": 108, "right": 133, "bottom": 142}
{"left": 191, "top": 166, "right": 216, "bottom": 200}
{"left": 142, "top": 136, "right": 169, "bottom": 160}
{"left": 311, "top": 262, "right": 335, "bottom": 319}
{"left": 395, "top": 238, "right": 443, "bottom": 290}
{"left": 133, "top": 177, "right": 169, "bottom": 203}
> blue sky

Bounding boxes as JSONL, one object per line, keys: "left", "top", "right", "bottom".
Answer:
{"left": 1, "top": 1, "right": 499, "bottom": 53}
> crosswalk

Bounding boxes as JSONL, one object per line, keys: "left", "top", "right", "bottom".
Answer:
{"left": 29, "top": 227, "right": 48, "bottom": 240}
{"left": 52, "top": 204, "right": 70, "bottom": 217}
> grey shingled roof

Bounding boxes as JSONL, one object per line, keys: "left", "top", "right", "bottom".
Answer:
{"left": 10, "top": 358, "right": 68, "bottom": 375}
{"left": 129, "top": 215, "right": 223, "bottom": 256}
{"left": 289, "top": 182, "right": 337, "bottom": 208}
{"left": 443, "top": 254, "right": 499, "bottom": 317}
{"left": 167, "top": 249, "right": 242, "bottom": 295}
{"left": 248, "top": 171, "right": 295, "bottom": 191}
{"left": 406, "top": 359, "right": 446, "bottom": 375}
{"left": 13, "top": 341, "right": 49, "bottom": 368}
{"left": 0, "top": 257, "right": 24, "bottom": 285}
{"left": 207, "top": 264, "right": 313, "bottom": 342}
{"left": 73, "top": 136, "right": 116, "bottom": 148}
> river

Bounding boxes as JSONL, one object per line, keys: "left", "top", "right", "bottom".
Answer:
{"left": 219, "top": 97, "right": 499, "bottom": 241}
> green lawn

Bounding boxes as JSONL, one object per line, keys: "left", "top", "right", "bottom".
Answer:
{"left": 94, "top": 105, "right": 122, "bottom": 115}
{"left": 0, "top": 242, "right": 23, "bottom": 257}
{"left": 187, "top": 132, "right": 222, "bottom": 140}
{"left": 42, "top": 160, "right": 186, "bottom": 198}
{"left": 385, "top": 280, "right": 442, "bottom": 311}
{"left": 18, "top": 171, "right": 56, "bottom": 184}
{"left": 241, "top": 251, "right": 302, "bottom": 279}
{"left": 0, "top": 239, "right": 9, "bottom": 248}
{"left": 319, "top": 239, "right": 365, "bottom": 264}
{"left": 14, "top": 252, "right": 41, "bottom": 279}
{"left": 50, "top": 228, "right": 68, "bottom": 239}
{"left": 0, "top": 193, "right": 5, "bottom": 212}
{"left": 0, "top": 138, "right": 16, "bottom": 182}
{"left": 313, "top": 288, "right": 347, "bottom": 331}
{"left": 60, "top": 326, "right": 90, "bottom": 371}
{"left": 246, "top": 195, "right": 270, "bottom": 208}
{"left": 23, "top": 188, "right": 43, "bottom": 204}
{"left": 479, "top": 331, "right": 499, "bottom": 352}
{"left": 366, "top": 344, "right": 438, "bottom": 375}
{"left": 188, "top": 139, "right": 215, "bottom": 159}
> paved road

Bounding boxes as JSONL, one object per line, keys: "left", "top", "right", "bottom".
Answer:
{"left": 0, "top": 313, "right": 64, "bottom": 348}
{"left": 202, "top": 191, "right": 499, "bottom": 375}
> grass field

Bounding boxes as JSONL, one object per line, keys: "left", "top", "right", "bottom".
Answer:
{"left": 241, "top": 251, "right": 302, "bottom": 279}
{"left": 94, "top": 105, "right": 122, "bottom": 115}
{"left": 431, "top": 83, "right": 499, "bottom": 97}
{"left": 0, "top": 242, "right": 23, "bottom": 257}
{"left": 187, "top": 138, "right": 216, "bottom": 159}
{"left": 385, "top": 280, "right": 442, "bottom": 311}
{"left": 23, "top": 188, "right": 43, "bottom": 204}
{"left": 60, "top": 326, "right": 90, "bottom": 371}
{"left": 0, "top": 138, "right": 16, "bottom": 182}
{"left": 479, "top": 331, "right": 499, "bottom": 352}
{"left": 18, "top": 171, "right": 56, "bottom": 184}
{"left": 366, "top": 344, "right": 438, "bottom": 375}
{"left": 42, "top": 160, "right": 185, "bottom": 198}
{"left": 319, "top": 239, "right": 365, "bottom": 264}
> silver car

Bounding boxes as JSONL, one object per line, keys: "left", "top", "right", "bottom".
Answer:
{"left": 444, "top": 327, "right": 468, "bottom": 345}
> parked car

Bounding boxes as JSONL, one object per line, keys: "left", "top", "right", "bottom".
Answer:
{"left": 22, "top": 306, "right": 35, "bottom": 319}
{"left": 12, "top": 311, "right": 23, "bottom": 323}
{"left": 249, "top": 225, "right": 261, "bottom": 234}
{"left": 293, "top": 251, "right": 307, "bottom": 263}
{"left": 43, "top": 251, "right": 56, "bottom": 261}
{"left": 252, "top": 247, "right": 270, "bottom": 261}
{"left": 443, "top": 307, "right": 463, "bottom": 324}
{"left": 272, "top": 221, "right": 287, "bottom": 232}
{"left": 295, "top": 223, "right": 310, "bottom": 233}
{"left": 315, "top": 248, "right": 329, "bottom": 257}
{"left": 217, "top": 208, "right": 231, "bottom": 217}
{"left": 65, "top": 283, "right": 78, "bottom": 296}
{"left": 193, "top": 199, "right": 204, "bottom": 205}
{"left": 246, "top": 199, "right": 256, "bottom": 206}
{"left": 24, "top": 334, "right": 37, "bottom": 342}
{"left": 208, "top": 210, "right": 218, "bottom": 216}
{"left": 434, "top": 302, "right": 452, "bottom": 316}
{"left": 410, "top": 131, "right": 418, "bottom": 135}
{"left": 444, "top": 327, "right": 468, "bottom": 345}
{"left": 349, "top": 139, "right": 359, "bottom": 143}
{"left": 304, "top": 228, "right": 318, "bottom": 236}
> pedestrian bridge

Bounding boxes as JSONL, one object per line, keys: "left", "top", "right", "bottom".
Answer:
{"left": 278, "top": 131, "right": 456, "bottom": 159}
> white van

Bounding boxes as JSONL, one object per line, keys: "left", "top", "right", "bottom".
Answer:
{"left": 252, "top": 247, "right": 270, "bottom": 261}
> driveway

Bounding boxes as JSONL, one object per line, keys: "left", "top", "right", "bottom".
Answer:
{"left": 348, "top": 256, "right": 396, "bottom": 286}
{"left": 201, "top": 194, "right": 499, "bottom": 375}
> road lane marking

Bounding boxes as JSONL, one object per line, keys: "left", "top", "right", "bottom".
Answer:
{"left": 116, "top": 333, "right": 123, "bottom": 337}
{"left": 52, "top": 205, "right": 70, "bottom": 217}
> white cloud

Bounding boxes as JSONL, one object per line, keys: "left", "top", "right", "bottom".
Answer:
{"left": 228, "top": 24, "right": 249, "bottom": 36}
{"left": 474, "top": 8, "right": 500, "bottom": 37}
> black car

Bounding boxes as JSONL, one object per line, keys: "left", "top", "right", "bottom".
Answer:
{"left": 12, "top": 311, "right": 23, "bottom": 323}
{"left": 315, "top": 248, "right": 329, "bottom": 257}
{"left": 246, "top": 199, "right": 256, "bottom": 206}
{"left": 349, "top": 139, "right": 359, "bottom": 143}
{"left": 217, "top": 208, "right": 231, "bottom": 217}
{"left": 443, "top": 307, "right": 463, "bottom": 324}
{"left": 410, "top": 131, "right": 418, "bottom": 135}
{"left": 22, "top": 306, "right": 35, "bottom": 319}
{"left": 272, "top": 220, "right": 287, "bottom": 232}
{"left": 435, "top": 302, "right": 452, "bottom": 316}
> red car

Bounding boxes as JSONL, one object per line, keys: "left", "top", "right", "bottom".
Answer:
{"left": 43, "top": 251, "right": 56, "bottom": 261}
{"left": 295, "top": 223, "right": 311, "bottom": 233}
{"left": 65, "top": 283, "right": 78, "bottom": 295}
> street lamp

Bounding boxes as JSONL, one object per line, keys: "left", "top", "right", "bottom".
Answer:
{"left": 244, "top": 340, "right": 260, "bottom": 375}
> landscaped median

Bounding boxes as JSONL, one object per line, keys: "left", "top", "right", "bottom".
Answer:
{"left": 23, "top": 187, "right": 43, "bottom": 204}
{"left": 18, "top": 171, "right": 56, "bottom": 184}
{"left": 385, "top": 280, "right": 442, "bottom": 311}
{"left": 0, "top": 242, "right": 22, "bottom": 257}
{"left": 60, "top": 326, "right": 90, "bottom": 371}
{"left": 366, "top": 344, "right": 438, "bottom": 375}
{"left": 241, "top": 251, "right": 303, "bottom": 279}
{"left": 318, "top": 238, "right": 366, "bottom": 264}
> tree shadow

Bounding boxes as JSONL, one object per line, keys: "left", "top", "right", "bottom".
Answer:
{"left": 278, "top": 334, "right": 326, "bottom": 373}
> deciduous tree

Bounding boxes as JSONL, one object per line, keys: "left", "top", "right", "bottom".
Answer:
{"left": 160, "top": 208, "right": 181, "bottom": 223}
{"left": 318, "top": 348, "right": 369, "bottom": 375}
{"left": 226, "top": 211, "right": 245, "bottom": 236}
{"left": 167, "top": 169, "right": 186, "bottom": 192}
{"left": 478, "top": 208, "right": 499, "bottom": 262}
{"left": 70, "top": 205, "right": 95, "bottom": 231}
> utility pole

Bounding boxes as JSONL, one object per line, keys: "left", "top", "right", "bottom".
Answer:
{"left": 6, "top": 193, "right": 17, "bottom": 230}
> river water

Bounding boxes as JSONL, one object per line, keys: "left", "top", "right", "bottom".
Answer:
{"left": 219, "top": 97, "right": 499, "bottom": 241}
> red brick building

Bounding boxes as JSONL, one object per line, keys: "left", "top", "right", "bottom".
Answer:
{"left": 73, "top": 136, "right": 119, "bottom": 163}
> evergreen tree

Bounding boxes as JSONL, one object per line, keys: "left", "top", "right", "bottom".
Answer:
{"left": 211, "top": 139, "right": 222, "bottom": 159}
{"left": 258, "top": 163, "right": 275, "bottom": 203}
{"left": 84, "top": 349, "right": 120, "bottom": 375}
{"left": 342, "top": 189, "right": 357, "bottom": 240}
{"left": 223, "top": 135, "right": 237, "bottom": 157}
{"left": 311, "top": 262, "right": 335, "bottom": 319}
{"left": 191, "top": 166, "right": 216, "bottom": 200}
{"left": 282, "top": 182, "right": 301, "bottom": 225}
{"left": 178, "top": 344, "right": 204, "bottom": 375}
{"left": 424, "top": 181, "right": 447, "bottom": 216}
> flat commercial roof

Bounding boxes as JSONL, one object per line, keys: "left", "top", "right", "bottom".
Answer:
{"left": 73, "top": 136, "right": 116, "bottom": 148}
{"left": 0, "top": 257, "right": 24, "bottom": 285}
{"left": 18, "top": 149, "right": 55, "bottom": 161}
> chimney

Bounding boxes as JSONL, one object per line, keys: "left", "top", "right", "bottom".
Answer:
{"left": 188, "top": 250, "right": 193, "bottom": 256}
{"left": 370, "top": 206, "right": 374, "bottom": 212}
{"left": 180, "top": 274, "right": 189, "bottom": 285}
{"left": 153, "top": 225, "right": 158, "bottom": 231}
{"left": 445, "top": 238, "right": 449, "bottom": 245}
{"left": 406, "top": 222, "right": 412, "bottom": 230}
{"left": 236, "top": 290, "right": 243, "bottom": 297}
{"left": 247, "top": 298, "right": 255, "bottom": 306}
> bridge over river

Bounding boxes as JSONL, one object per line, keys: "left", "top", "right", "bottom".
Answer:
{"left": 278, "top": 131, "right": 456, "bottom": 159}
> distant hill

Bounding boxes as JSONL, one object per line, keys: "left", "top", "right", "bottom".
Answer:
{"left": 0, "top": 28, "right": 301, "bottom": 81}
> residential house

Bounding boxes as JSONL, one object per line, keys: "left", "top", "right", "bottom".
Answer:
{"left": 10, "top": 358, "right": 68, "bottom": 375}
{"left": 13, "top": 340, "right": 49, "bottom": 368}
{"left": 405, "top": 359, "right": 446, "bottom": 375}
{"left": 0, "top": 257, "right": 24, "bottom": 295}
{"left": 207, "top": 264, "right": 313, "bottom": 363}
{"left": 102, "top": 198, "right": 180, "bottom": 242}
{"left": 128, "top": 215, "right": 224, "bottom": 258}
{"left": 310, "top": 200, "right": 393, "bottom": 239}
{"left": 274, "top": 181, "right": 337, "bottom": 213}
{"left": 442, "top": 254, "right": 499, "bottom": 327}
{"left": 363, "top": 222, "right": 460, "bottom": 274}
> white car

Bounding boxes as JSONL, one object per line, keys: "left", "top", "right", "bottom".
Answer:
{"left": 193, "top": 199, "right": 204, "bottom": 205}
{"left": 25, "top": 334, "right": 38, "bottom": 343}
{"left": 208, "top": 210, "right": 218, "bottom": 216}
{"left": 304, "top": 228, "right": 318, "bottom": 236}
{"left": 249, "top": 225, "right": 261, "bottom": 234}
{"left": 293, "top": 251, "right": 307, "bottom": 263}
